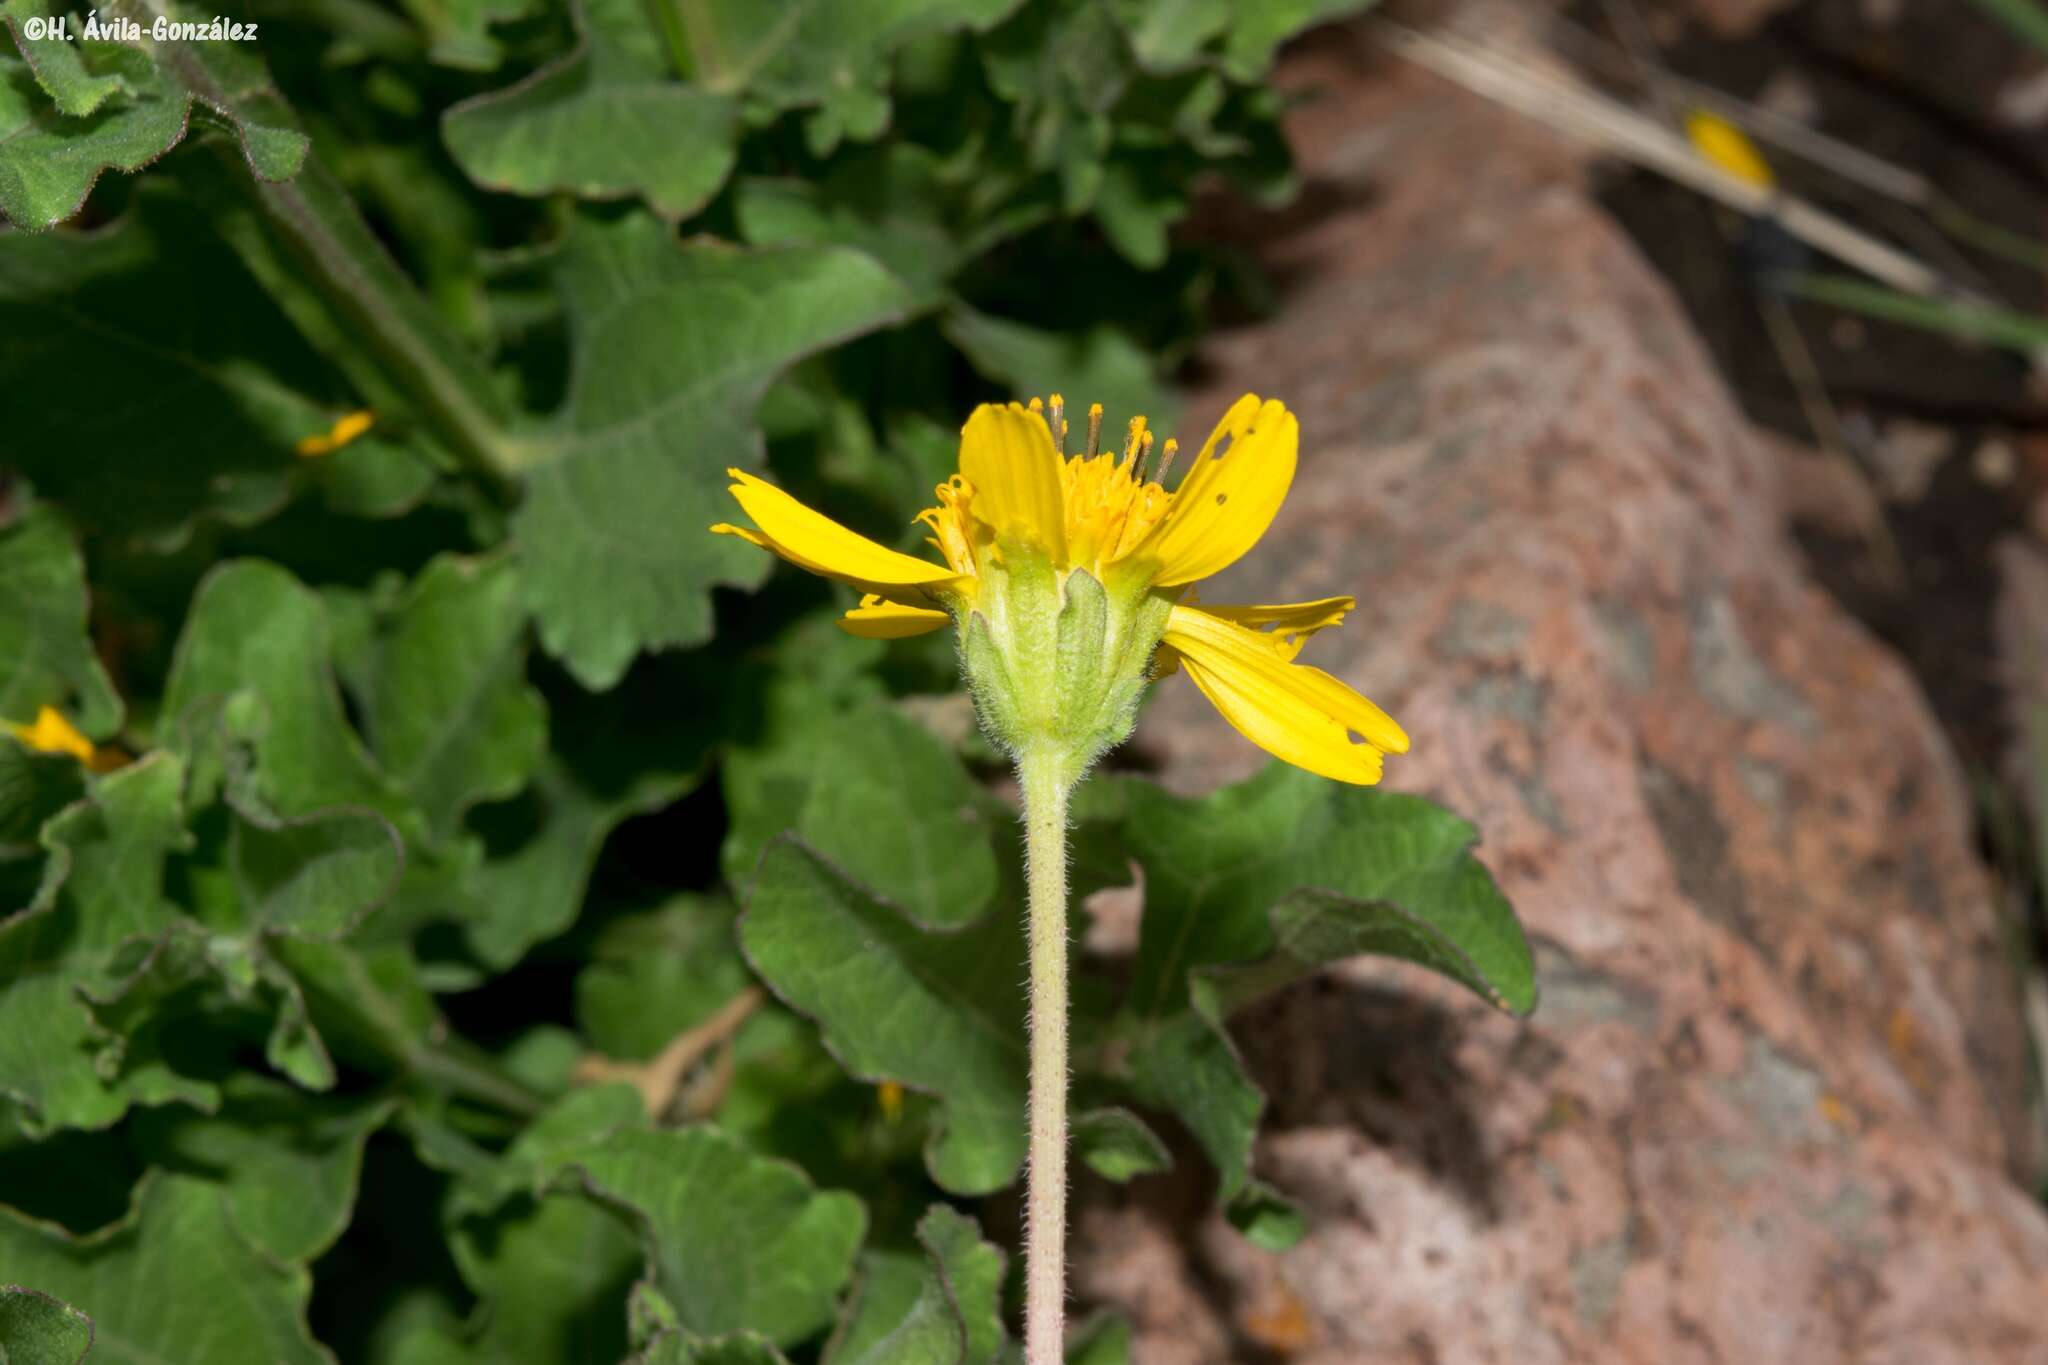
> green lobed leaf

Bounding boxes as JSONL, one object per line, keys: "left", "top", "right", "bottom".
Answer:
{"left": 917, "top": 1204, "right": 1006, "bottom": 1363}
{"left": 441, "top": 0, "right": 738, "bottom": 220}
{"left": 574, "top": 895, "right": 753, "bottom": 1061}
{"left": 1071, "top": 1106, "right": 1171, "bottom": 1183}
{"left": 1120, "top": 1009, "right": 1260, "bottom": 1202}
{"left": 161, "top": 559, "right": 401, "bottom": 821}
{"left": 459, "top": 650, "right": 718, "bottom": 969}
{"left": 733, "top": 146, "right": 1048, "bottom": 311}
{"left": 226, "top": 808, "right": 403, "bottom": 941}
{"left": 1224, "top": 1177, "right": 1305, "bottom": 1251}
{"left": 723, "top": 700, "right": 999, "bottom": 930}
{"left": 0, "top": 1173, "right": 328, "bottom": 1363}
{"left": 2, "top": 0, "right": 120, "bottom": 115}
{"left": 0, "top": 755, "right": 214, "bottom": 1136}
{"left": 0, "top": 47, "right": 187, "bottom": 231}
{"left": 569, "top": 1126, "right": 865, "bottom": 1347}
{"left": 979, "top": 0, "right": 1127, "bottom": 210}
{"left": 426, "top": 1189, "right": 643, "bottom": 1365}
{"left": 824, "top": 1253, "right": 957, "bottom": 1365}
{"left": 631, "top": 1331, "right": 789, "bottom": 1365}
{"left": 510, "top": 210, "right": 912, "bottom": 690}
{"left": 0, "top": 507, "right": 120, "bottom": 743}
{"left": 400, "top": 0, "right": 535, "bottom": 70}
{"left": 1220, "top": 0, "right": 1378, "bottom": 80}
{"left": 128, "top": 1075, "right": 396, "bottom": 1263}
{"left": 1065, "top": 1313, "right": 1133, "bottom": 1365}
{"left": 0, "top": 1286, "right": 93, "bottom": 1365}
{"left": 0, "top": 185, "right": 362, "bottom": 545}
{"left": 740, "top": 837, "right": 1027, "bottom": 1195}
{"left": 1112, "top": 763, "right": 1533, "bottom": 1203}
{"left": 444, "top": 1082, "right": 648, "bottom": 1219}
{"left": 1109, "top": 0, "right": 1230, "bottom": 71}
{"left": 356, "top": 553, "right": 546, "bottom": 842}
{"left": 683, "top": 0, "right": 1023, "bottom": 145}
{"left": 0, "top": 2, "right": 308, "bottom": 230}
{"left": 1123, "top": 764, "right": 1535, "bottom": 1021}
{"left": 0, "top": 743, "right": 82, "bottom": 859}
{"left": 824, "top": 1204, "right": 1004, "bottom": 1365}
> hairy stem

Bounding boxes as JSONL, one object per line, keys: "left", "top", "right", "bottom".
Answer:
{"left": 1019, "top": 748, "right": 1072, "bottom": 1365}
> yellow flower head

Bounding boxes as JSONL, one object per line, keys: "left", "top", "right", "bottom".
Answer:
{"left": 711, "top": 393, "right": 1408, "bottom": 785}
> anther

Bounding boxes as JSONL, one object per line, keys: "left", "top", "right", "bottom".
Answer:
{"left": 1153, "top": 437, "right": 1181, "bottom": 486}
{"left": 1086, "top": 403, "right": 1104, "bottom": 457}
{"left": 1121, "top": 415, "right": 1148, "bottom": 466}
{"left": 1048, "top": 394, "right": 1066, "bottom": 452}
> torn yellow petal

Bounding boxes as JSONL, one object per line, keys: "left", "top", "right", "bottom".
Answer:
{"left": 714, "top": 469, "right": 962, "bottom": 605}
{"left": 296, "top": 409, "right": 375, "bottom": 458}
{"left": 1139, "top": 395, "right": 1297, "bottom": 587}
{"left": 839, "top": 595, "right": 952, "bottom": 639}
{"left": 7, "top": 705, "right": 97, "bottom": 764}
{"left": 1192, "top": 595, "right": 1354, "bottom": 660}
{"left": 958, "top": 403, "right": 1068, "bottom": 561}
{"left": 1163, "top": 604, "right": 1407, "bottom": 784}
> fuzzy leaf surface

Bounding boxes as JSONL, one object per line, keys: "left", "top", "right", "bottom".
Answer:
{"left": 741, "top": 837, "right": 1026, "bottom": 1194}
{"left": 441, "top": 0, "right": 737, "bottom": 219}
{"left": 511, "top": 211, "right": 911, "bottom": 689}
{"left": 0, "top": 508, "right": 120, "bottom": 741}
{"left": 0, "top": 1174, "right": 327, "bottom": 1363}
{"left": 723, "top": 701, "right": 997, "bottom": 929}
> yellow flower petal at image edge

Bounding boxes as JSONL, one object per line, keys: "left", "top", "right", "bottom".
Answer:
{"left": 710, "top": 393, "right": 1409, "bottom": 785}
{"left": 6, "top": 704, "right": 127, "bottom": 773}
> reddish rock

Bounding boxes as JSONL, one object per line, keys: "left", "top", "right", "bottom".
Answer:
{"left": 1081, "top": 32, "right": 2048, "bottom": 1364}
{"left": 1995, "top": 537, "right": 2048, "bottom": 830}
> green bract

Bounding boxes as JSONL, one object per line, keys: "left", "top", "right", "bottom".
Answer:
{"left": 0, "top": 0, "right": 1530, "bottom": 1360}
{"left": 963, "top": 559, "right": 1173, "bottom": 786}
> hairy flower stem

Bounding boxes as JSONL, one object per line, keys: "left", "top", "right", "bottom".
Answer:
{"left": 1019, "top": 747, "right": 1073, "bottom": 1365}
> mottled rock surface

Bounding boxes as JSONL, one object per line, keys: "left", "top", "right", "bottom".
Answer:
{"left": 1077, "top": 31, "right": 2048, "bottom": 1365}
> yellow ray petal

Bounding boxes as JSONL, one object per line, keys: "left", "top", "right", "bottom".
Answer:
{"left": 839, "top": 595, "right": 952, "bottom": 639}
{"left": 1163, "top": 604, "right": 1407, "bottom": 783}
{"left": 1137, "top": 395, "right": 1297, "bottom": 587}
{"left": 958, "top": 403, "right": 1067, "bottom": 561}
{"left": 7, "top": 704, "right": 97, "bottom": 764}
{"left": 1192, "top": 595, "right": 1354, "bottom": 660}
{"left": 714, "top": 469, "right": 962, "bottom": 604}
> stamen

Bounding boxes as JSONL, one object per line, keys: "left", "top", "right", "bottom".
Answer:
{"left": 1086, "top": 403, "right": 1104, "bottom": 457}
{"left": 1121, "top": 416, "right": 1148, "bottom": 467}
{"left": 1028, "top": 396, "right": 1044, "bottom": 413}
{"left": 1153, "top": 437, "right": 1181, "bottom": 486}
{"left": 1048, "top": 394, "right": 1065, "bottom": 453}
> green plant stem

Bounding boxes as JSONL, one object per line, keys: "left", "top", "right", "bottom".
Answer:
{"left": 1776, "top": 271, "right": 2048, "bottom": 356}
{"left": 1019, "top": 747, "right": 1072, "bottom": 1365}
{"left": 404, "top": 1037, "right": 549, "bottom": 1119}
{"left": 130, "top": 0, "right": 523, "bottom": 490}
